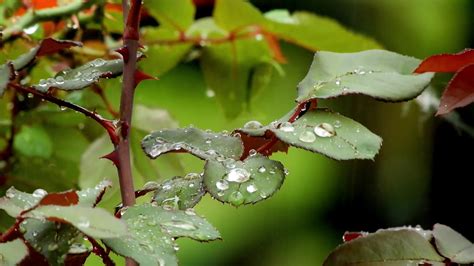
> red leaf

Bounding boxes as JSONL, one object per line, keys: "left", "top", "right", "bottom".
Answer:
{"left": 437, "top": 63, "right": 474, "bottom": 115}
{"left": 342, "top": 231, "right": 367, "bottom": 242}
{"left": 36, "top": 38, "right": 82, "bottom": 57}
{"left": 38, "top": 191, "right": 79, "bottom": 206}
{"left": 237, "top": 131, "right": 289, "bottom": 158}
{"left": 415, "top": 49, "right": 474, "bottom": 73}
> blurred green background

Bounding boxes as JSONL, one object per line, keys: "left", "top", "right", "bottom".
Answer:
{"left": 1, "top": 0, "right": 473, "bottom": 265}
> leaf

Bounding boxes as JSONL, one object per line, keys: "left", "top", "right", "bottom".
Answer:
{"left": 0, "top": 187, "right": 42, "bottom": 217}
{"left": 142, "top": 127, "right": 244, "bottom": 160}
{"left": 436, "top": 63, "right": 474, "bottom": 115}
{"left": 38, "top": 190, "right": 79, "bottom": 206}
{"left": 213, "top": 0, "right": 266, "bottom": 31}
{"left": 0, "top": 239, "right": 29, "bottom": 266}
{"left": 323, "top": 229, "right": 444, "bottom": 266}
{"left": 144, "top": 0, "right": 195, "bottom": 30}
{"left": 265, "top": 10, "right": 381, "bottom": 52}
{"left": 433, "top": 224, "right": 474, "bottom": 263}
{"left": 0, "top": 64, "right": 10, "bottom": 96}
{"left": 76, "top": 180, "right": 112, "bottom": 206}
{"left": 414, "top": 49, "right": 474, "bottom": 73}
{"left": 23, "top": 205, "right": 127, "bottom": 239}
{"left": 13, "top": 125, "right": 53, "bottom": 158}
{"left": 152, "top": 174, "right": 205, "bottom": 210}
{"left": 203, "top": 154, "right": 285, "bottom": 206}
{"left": 104, "top": 204, "right": 220, "bottom": 265}
{"left": 21, "top": 220, "right": 82, "bottom": 266}
{"left": 297, "top": 50, "right": 434, "bottom": 102}
{"left": 33, "top": 58, "right": 123, "bottom": 92}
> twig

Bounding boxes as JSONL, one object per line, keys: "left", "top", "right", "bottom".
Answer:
{"left": 87, "top": 236, "right": 115, "bottom": 266}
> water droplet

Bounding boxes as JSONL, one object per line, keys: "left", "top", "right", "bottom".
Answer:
{"left": 27, "top": 93, "right": 34, "bottom": 98}
{"left": 32, "top": 188, "right": 47, "bottom": 198}
{"left": 260, "top": 192, "right": 268, "bottom": 199}
{"left": 246, "top": 184, "right": 258, "bottom": 193}
{"left": 255, "top": 34, "right": 264, "bottom": 41}
{"left": 143, "top": 181, "right": 159, "bottom": 190}
{"left": 184, "top": 173, "right": 200, "bottom": 179}
{"left": 335, "top": 78, "right": 341, "bottom": 86}
{"left": 216, "top": 180, "right": 229, "bottom": 191}
{"left": 248, "top": 149, "right": 257, "bottom": 157}
{"left": 24, "top": 24, "right": 39, "bottom": 35}
{"left": 334, "top": 120, "right": 341, "bottom": 128}
{"left": 314, "top": 123, "right": 335, "bottom": 138}
{"left": 77, "top": 218, "right": 90, "bottom": 228}
{"left": 284, "top": 168, "right": 290, "bottom": 175}
{"left": 229, "top": 191, "right": 244, "bottom": 206}
{"left": 55, "top": 76, "right": 65, "bottom": 85}
{"left": 38, "top": 79, "right": 48, "bottom": 88}
{"left": 161, "top": 220, "right": 197, "bottom": 231}
{"left": 59, "top": 106, "right": 67, "bottom": 111}
{"left": 205, "top": 138, "right": 212, "bottom": 144}
{"left": 226, "top": 168, "right": 251, "bottom": 183}
{"left": 162, "top": 184, "right": 172, "bottom": 190}
{"left": 92, "top": 58, "right": 106, "bottom": 67}
{"left": 279, "top": 122, "right": 294, "bottom": 132}
{"left": 217, "top": 191, "right": 225, "bottom": 197}
{"left": 173, "top": 244, "right": 180, "bottom": 251}
{"left": 224, "top": 158, "right": 236, "bottom": 169}
{"left": 299, "top": 131, "right": 316, "bottom": 143}
{"left": 258, "top": 166, "right": 266, "bottom": 173}
{"left": 356, "top": 128, "right": 360, "bottom": 133}
{"left": 243, "top": 120, "right": 263, "bottom": 130}
{"left": 342, "top": 87, "right": 349, "bottom": 92}
{"left": 205, "top": 89, "right": 215, "bottom": 98}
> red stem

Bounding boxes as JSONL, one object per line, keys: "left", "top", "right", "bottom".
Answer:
{"left": 0, "top": 218, "right": 24, "bottom": 243}
{"left": 87, "top": 236, "right": 115, "bottom": 266}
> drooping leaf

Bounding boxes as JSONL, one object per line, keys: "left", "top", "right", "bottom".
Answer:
{"left": 433, "top": 224, "right": 474, "bottom": 263}
{"left": 414, "top": 49, "right": 474, "bottom": 73}
{"left": 297, "top": 50, "right": 434, "bottom": 102}
{"left": 0, "top": 239, "right": 29, "bottom": 266}
{"left": 144, "top": 0, "right": 195, "bottom": 30}
{"left": 436, "top": 64, "right": 474, "bottom": 115}
{"left": 13, "top": 125, "right": 53, "bottom": 158}
{"left": 142, "top": 127, "right": 244, "bottom": 160}
{"left": 104, "top": 204, "right": 220, "bottom": 266}
{"left": 33, "top": 58, "right": 123, "bottom": 92}
{"left": 152, "top": 174, "right": 205, "bottom": 210}
{"left": 324, "top": 229, "right": 444, "bottom": 266}
{"left": 203, "top": 154, "right": 285, "bottom": 206}
{"left": 23, "top": 205, "right": 127, "bottom": 239}
{"left": 21, "top": 220, "right": 82, "bottom": 266}
{"left": 265, "top": 10, "right": 381, "bottom": 52}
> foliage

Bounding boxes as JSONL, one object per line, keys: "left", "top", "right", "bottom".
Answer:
{"left": 0, "top": 0, "right": 471, "bottom": 265}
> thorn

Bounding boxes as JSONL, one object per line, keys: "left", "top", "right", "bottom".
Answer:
{"left": 101, "top": 150, "right": 120, "bottom": 166}
{"left": 115, "top": 46, "right": 129, "bottom": 63}
{"left": 134, "top": 70, "right": 157, "bottom": 88}
{"left": 102, "top": 120, "right": 120, "bottom": 145}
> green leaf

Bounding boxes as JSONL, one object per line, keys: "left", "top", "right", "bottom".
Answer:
{"left": 200, "top": 39, "right": 273, "bottom": 118}
{"left": 0, "top": 64, "right": 10, "bottom": 96}
{"left": 0, "top": 239, "right": 29, "bottom": 266}
{"left": 144, "top": 0, "right": 195, "bottom": 30}
{"left": 433, "top": 224, "right": 474, "bottom": 263}
{"left": 297, "top": 50, "right": 434, "bottom": 102}
{"left": 77, "top": 180, "right": 112, "bottom": 206}
{"left": 203, "top": 154, "right": 285, "bottom": 206}
{"left": 142, "top": 127, "right": 244, "bottom": 160}
{"left": 0, "top": 187, "right": 42, "bottom": 217}
{"left": 21, "top": 220, "right": 81, "bottom": 266}
{"left": 265, "top": 10, "right": 381, "bottom": 52}
{"left": 13, "top": 125, "right": 53, "bottom": 158}
{"left": 213, "top": 0, "right": 266, "bottom": 30}
{"left": 24, "top": 205, "right": 127, "bottom": 239}
{"left": 104, "top": 204, "right": 220, "bottom": 265}
{"left": 33, "top": 58, "right": 123, "bottom": 92}
{"left": 323, "top": 229, "right": 444, "bottom": 266}
{"left": 152, "top": 174, "right": 205, "bottom": 210}
{"left": 141, "top": 27, "right": 193, "bottom": 76}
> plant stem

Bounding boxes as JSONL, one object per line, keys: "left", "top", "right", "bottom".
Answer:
{"left": 0, "top": 0, "right": 97, "bottom": 43}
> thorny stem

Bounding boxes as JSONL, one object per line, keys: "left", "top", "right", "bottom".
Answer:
{"left": 0, "top": 0, "right": 97, "bottom": 43}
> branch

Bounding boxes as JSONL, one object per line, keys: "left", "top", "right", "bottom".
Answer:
{"left": 0, "top": 0, "right": 97, "bottom": 43}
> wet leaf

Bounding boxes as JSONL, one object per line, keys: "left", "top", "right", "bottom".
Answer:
{"left": 436, "top": 63, "right": 474, "bottom": 115}
{"left": 433, "top": 224, "right": 474, "bottom": 263}
{"left": 144, "top": 0, "right": 195, "bottom": 30}
{"left": 142, "top": 127, "right": 244, "bottom": 160}
{"left": 414, "top": 49, "right": 474, "bottom": 73}
{"left": 0, "top": 187, "right": 41, "bottom": 217}
{"left": 13, "top": 125, "right": 53, "bottom": 158}
{"left": 33, "top": 58, "right": 123, "bottom": 92}
{"left": 0, "top": 239, "right": 29, "bottom": 266}
{"left": 38, "top": 191, "right": 79, "bottom": 206}
{"left": 152, "top": 174, "right": 205, "bottom": 210}
{"left": 297, "top": 50, "right": 434, "bottom": 102}
{"left": 203, "top": 154, "right": 285, "bottom": 206}
{"left": 23, "top": 205, "right": 127, "bottom": 239}
{"left": 324, "top": 229, "right": 444, "bottom": 266}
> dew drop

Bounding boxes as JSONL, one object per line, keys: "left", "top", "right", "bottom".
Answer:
{"left": 32, "top": 188, "right": 47, "bottom": 198}
{"left": 279, "top": 122, "right": 294, "bottom": 132}
{"left": 246, "top": 184, "right": 258, "bottom": 193}
{"left": 299, "top": 131, "right": 316, "bottom": 143}
{"left": 243, "top": 120, "right": 263, "bottom": 130}
{"left": 260, "top": 192, "right": 268, "bottom": 199}
{"left": 258, "top": 166, "right": 266, "bottom": 173}
{"left": 248, "top": 149, "right": 257, "bottom": 157}
{"left": 314, "top": 123, "right": 335, "bottom": 138}
{"left": 334, "top": 120, "right": 341, "bottom": 128}
{"left": 216, "top": 180, "right": 229, "bottom": 191}
{"left": 335, "top": 78, "right": 341, "bottom": 86}
{"left": 205, "top": 89, "right": 215, "bottom": 98}
{"left": 92, "top": 58, "right": 106, "bottom": 67}
{"left": 77, "top": 218, "right": 90, "bottom": 228}
{"left": 24, "top": 24, "right": 39, "bottom": 35}
{"left": 161, "top": 220, "right": 197, "bottom": 231}
{"left": 55, "top": 76, "right": 65, "bottom": 85}
{"left": 226, "top": 168, "right": 251, "bottom": 183}
{"left": 284, "top": 168, "right": 290, "bottom": 176}
{"left": 229, "top": 191, "right": 244, "bottom": 206}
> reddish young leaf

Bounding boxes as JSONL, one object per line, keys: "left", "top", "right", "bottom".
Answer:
{"left": 38, "top": 191, "right": 79, "bottom": 207}
{"left": 36, "top": 38, "right": 82, "bottom": 57}
{"left": 415, "top": 49, "right": 474, "bottom": 73}
{"left": 343, "top": 231, "right": 367, "bottom": 242}
{"left": 437, "top": 63, "right": 474, "bottom": 115}
{"left": 237, "top": 131, "right": 289, "bottom": 158}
